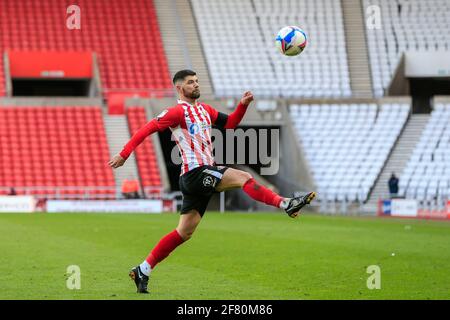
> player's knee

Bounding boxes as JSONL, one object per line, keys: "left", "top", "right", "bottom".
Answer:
{"left": 177, "top": 224, "right": 197, "bottom": 241}
{"left": 184, "top": 231, "right": 194, "bottom": 241}
{"left": 178, "top": 229, "right": 194, "bottom": 241}
{"left": 177, "top": 210, "right": 201, "bottom": 240}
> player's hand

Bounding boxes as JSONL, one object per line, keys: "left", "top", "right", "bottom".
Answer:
{"left": 240, "top": 91, "right": 254, "bottom": 106}
{"left": 108, "top": 154, "right": 125, "bottom": 168}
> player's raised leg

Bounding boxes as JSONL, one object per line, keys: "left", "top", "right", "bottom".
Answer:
{"left": 215, "top": 167, "right": 316, "bottom": 218}
{"left": 130, "top": 210, "right": 202, "bottom": 293}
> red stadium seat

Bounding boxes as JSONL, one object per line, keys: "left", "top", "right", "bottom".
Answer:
{"left": 0, "top": 106, "right": 115, "bottom": 199}
{"left": 0, "top": 0, "right": 172, "bottom": 97}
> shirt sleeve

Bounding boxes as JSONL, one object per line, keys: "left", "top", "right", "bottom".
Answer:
{"left": 223, "top": 102, "right": 248, "bottom": 129}
{"left": 119, "top": 106, "right": 182, "bottom": 159}
{"left": 202, "top": 104, "right": 219, "bottom": 123}
{"left": 203, "top": 103, "right": 228, "bottom": 128}
{"left": 153, "top": 105, "right": 183, "bottom": 131}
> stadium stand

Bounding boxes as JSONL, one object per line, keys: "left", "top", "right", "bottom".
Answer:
{"left": 363, "top": 0, "right": 450, "bottom": 97}
{"left": 0, "top": 0, "right": 448, "bottom": 216}
{"left": 290, "top": 103, "right": 410, "bottom": 202}
{"left": 399, "top": 103, "right": 450, "bottom": 206}
{"left": 191, "top": 0, "right": 351, "bottom": 98}
{"left": 0, "top": 0, "right": 172, "bottom": 97}
{"left": 126, "top": 106, "right": 162, "bottom": 198}
{"left": 0, "top": 106, "right": 115, "bottom": 198}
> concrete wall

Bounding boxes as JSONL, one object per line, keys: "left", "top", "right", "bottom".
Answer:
{"left": 405, "top": 51, "right": 450, "bottom": 77}
{"left": 0, "top": 97, "right": 103, "bottom": 106}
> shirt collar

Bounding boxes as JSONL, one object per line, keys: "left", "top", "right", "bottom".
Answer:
{"left": 178, "top": 99, "right": 199, "bottom": 107}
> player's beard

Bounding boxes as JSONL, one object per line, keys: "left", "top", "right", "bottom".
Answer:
{"left": 184, "top": 88, "right": 200, "bottom": 99}
{"left": 191, "top": 90, "right": 200, "bottom": 99}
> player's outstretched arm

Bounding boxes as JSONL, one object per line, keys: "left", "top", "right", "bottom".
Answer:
{"left": 108, "top": 120, "right": 159, "bottom": 169}
{"left": 223, "top": 91, "right": 254, "bottom": 129}
{"left": 108, "top": 106, "right": 182, "bottom": 169}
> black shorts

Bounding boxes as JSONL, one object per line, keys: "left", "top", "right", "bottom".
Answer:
{"left": 179, "top": 165, "right": 229, "bottom": 217}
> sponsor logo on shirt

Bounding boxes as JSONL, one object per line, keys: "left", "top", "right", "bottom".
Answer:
{"left": 189, "top": 123, "right": 200, "bottom": 135}
{"left": 188, "top": 122, "right": 210, "bottom": 135}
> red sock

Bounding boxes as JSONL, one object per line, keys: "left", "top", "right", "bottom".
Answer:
{"left": 146, "top": 229, "right": 184, "bottom": 269}
{"left": 242, "top": 178, "right": 283, "bottom": 208}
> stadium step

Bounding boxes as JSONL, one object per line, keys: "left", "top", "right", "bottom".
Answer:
{"left": 153, "top": 0, "right": 214, "bottom": 97}
{"left": 367, "top": 114, "right": 430, "bottom": 207}
{"left": 103, "top": 114, "right": 141, "bottom": 197}
{"left": 341, "top": 0, "right": 374, "bottom": 98}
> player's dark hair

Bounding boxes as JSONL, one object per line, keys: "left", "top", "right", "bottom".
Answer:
{"left": 173, "top": 69, "right": 196, "bottom": 84}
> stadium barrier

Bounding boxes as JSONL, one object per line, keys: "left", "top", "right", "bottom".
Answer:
{"left": 381, "top": 199, "right": 418, "bottom": 217}
{"left": 417, "top": 208, "right": 449, "bottom": 220}
{"left": 0, "top": 186, "right": 176, "bottom": 213}
{"left": 378, "top": 199, "right": 450, "bottom": 220}
{"left": 0, "top": 186, "right": 117, "bottom": 200}
{"left": 143, "top": 186, "right": 166, "bottom": 200}
{"left": 46, "top": 199, "right": 163, "bottom": 213}
{"left": 448, "top": 201, "right": 450, "bottom": 219}
{"left": 0, "top": 196, "right": 36, "bottom": 213}
{"left": 0, "top": 186, "right": 162, "bottom": 200}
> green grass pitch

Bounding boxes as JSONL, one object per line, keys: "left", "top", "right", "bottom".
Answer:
{"left": 0, "top": 211, "right": 449, "bottom": 300}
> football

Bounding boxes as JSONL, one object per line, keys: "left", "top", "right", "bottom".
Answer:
{"left": 275, "top": 26, "right": 307, "bottom": 56}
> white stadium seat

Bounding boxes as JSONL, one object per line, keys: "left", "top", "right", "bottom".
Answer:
{"left": 363, "top": 0, "right": 450, "bottom": 97}
{"left": 289, "top": 103, "right": 410, "bottom": 202}
{"left": 191, "top": 0, "right": 352, "bottom": 98}
{"left": 400, "top": 104, "right": 450, "bottom": 204}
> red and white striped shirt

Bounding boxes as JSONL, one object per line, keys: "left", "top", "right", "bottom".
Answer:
{"left": 120, "top": 99, "right": 248, "bottom": 175}
{"left": 170, "top": 100, "right": 217, "bottom": 174}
